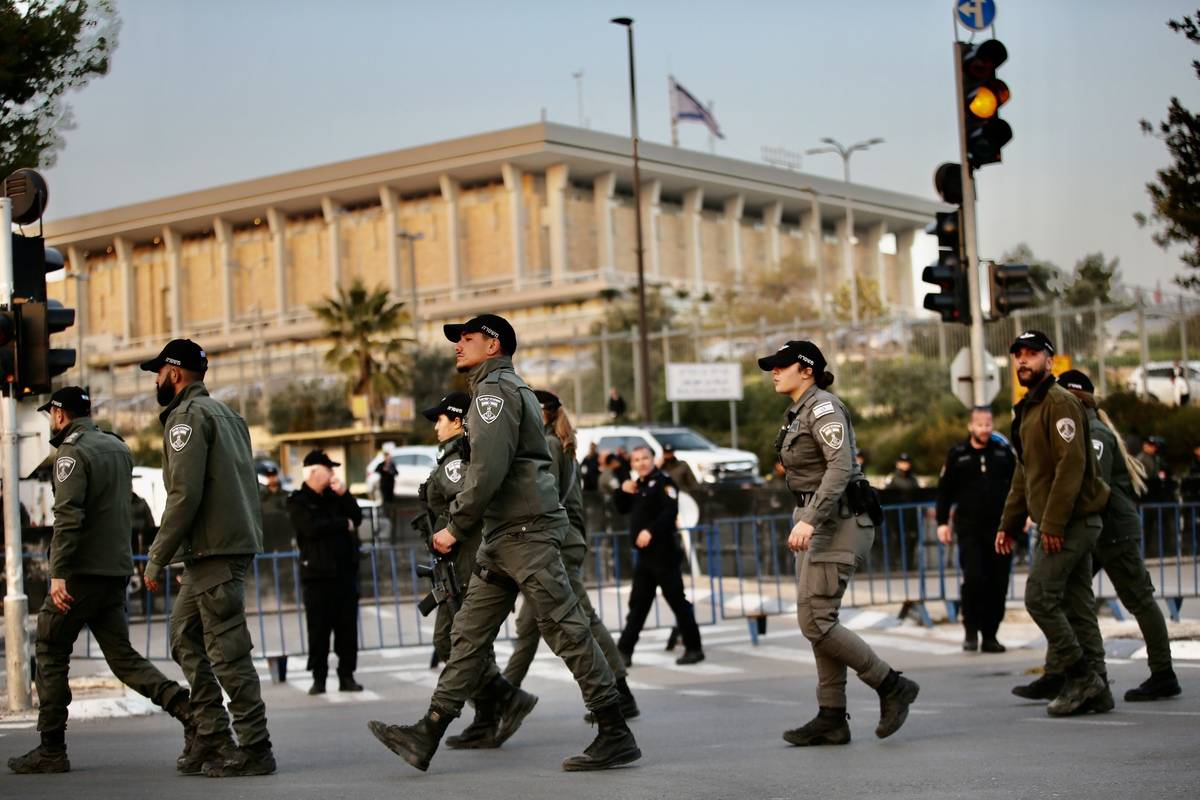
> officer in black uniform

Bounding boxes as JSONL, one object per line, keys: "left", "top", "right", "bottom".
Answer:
{"left": 935, "top": 406, "right": 1016, "bottom": 653}
{"left": 614, "top": 445, "right": 705, "bottom": 666}
{"left": 286, "top": 449, "right": 364, "bottom": 694}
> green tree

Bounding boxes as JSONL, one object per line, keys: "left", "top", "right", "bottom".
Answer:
{"left": 1135, "top": 10, "right": 1200, "bottom": 289}
{"left": 0, "top": 1, "right": 119, "bottom": 178}
{"left": 999, "top": 243, "right": 1064, "bottom": 302}
{"left": 723, "top": 254, "right": 818, "bottom": 325}
{"left": 832, "top": 275, "right": 885, "bottom": 321}
{"left": 1063, "top": 252, "right": 1123, "bottom": 306}
{"left": 267, "top": 380, "right": 354, "bottom": 435}
{"left": 311, "top": 280, "right": 411, "bottom": 424}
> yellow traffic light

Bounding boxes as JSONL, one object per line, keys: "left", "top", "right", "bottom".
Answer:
{"left": 969, "top": 86, "right": 999, "bottom": 118}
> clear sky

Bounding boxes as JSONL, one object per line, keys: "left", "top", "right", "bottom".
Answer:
{"left": 39, "top": 0, "right": 1200, "bottom": 295}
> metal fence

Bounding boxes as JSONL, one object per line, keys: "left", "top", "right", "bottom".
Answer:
{"left": 8, "top": 498, "right": 1194, "bottom": 664}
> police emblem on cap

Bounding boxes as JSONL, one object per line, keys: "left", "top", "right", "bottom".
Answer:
{"left": 445, "top": 458, "right": 463, "bottom": 484}
{"left": 55, "top": 456, "right": 76, "bottom": 483}
{"left": 476, "top": 395, "right": 504, "bottom": 424}
{"left": 169, "top": 424, "right": 193, "bottom": 452}
{"left": 1056, "top": 418, "right": 1076, "bottom": 443}
{"left": 818, "top": 421, "right": 845, "bottom": 450}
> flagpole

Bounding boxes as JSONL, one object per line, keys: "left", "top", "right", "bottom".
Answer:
{"left": 669, "top": 74, "right": 679, "bottom": 147}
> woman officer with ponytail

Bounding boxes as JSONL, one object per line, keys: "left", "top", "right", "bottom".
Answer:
{"left": 757, "top": 340, "right": 920, "bottom": 747}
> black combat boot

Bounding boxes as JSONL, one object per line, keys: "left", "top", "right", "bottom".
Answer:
{"left": 875, "top": 670, "right": 920, "bottom": 738}
{"left": 561, "top": 703, "right": 641, "bottom": 772}
{"left": 165, "top": 691, "right": 198, "bottom": 767}
{"left": 665, "top": 626, "right": 680, "bottom": 651}
{"left": 1125, "top": 668, "right": 1182, "bottom": 702}
{"left": 492, "top": 676, "right": 539, "bottom": 746}
{"left": 1047, "top": 659, "right": 1106, "bottom": 717}
{"left": 178, "top": 730, "right": 237, "bottom": 775}
{"left": 1011, "top": 672, "right": 1064, "bottom": 700}
{"left": 202, "top": 739, "right": 277, "bottom": 777}
{"left": 963, "top": 629, "right": 979, "bottom": 652}
{"left": 338, "top": 674, "right": 364, "bottom": 692}
{"left": 309, "top": 672, "right": 327, "bottom": 696}
{"left": 675, "top": 648, "right": 706, "bottom": 665}
{"left": 980, "top": 636, "right": 1007, "bottom": 653}
{"left": 584, "top": 677, "right": 640, "bottom": 723}
{"left": 368, "top": 705, "right": 456, "bottom": 772}
{"left": 7, "top": 730, "right": 70, "bottom": 774}
{"left": 1083, "top": 674, "right": 1115, "bottom": 714}
{"left": 782, "top": 707, "right": 851, "bottom": 746}
{"left": 445, "top": 696, "right": 499, "bottom": 749}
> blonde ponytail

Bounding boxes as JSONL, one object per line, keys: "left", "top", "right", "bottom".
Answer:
{"left": 1098, "top": 407, "right": 1148, "bottom": 497}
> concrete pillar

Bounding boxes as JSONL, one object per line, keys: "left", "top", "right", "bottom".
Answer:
{"left": 377, "top": 188, "right": 403, "bottom": 296}
{"left": 866, "top": 221, "right": 888, "bottom": 309}
{"left": 763, "top": 201, "right": 782, "bottom": 269}
{"left": 593, "top": 171, "right": 616, "bottom": 280}
{"left": 546, "top": 163, "right": 570, "bottom": 284}
{"left": 643, "top": 178, "right": 662, "bottom": 279}
{"left": 113, "top": 236, "right": 136, "bottom": 342}
{"left": 266, "top": 208, "right": 289, "bottom": 316}
{"left": 160, "top": 228, "right": 183, "bottom": 336}
{"left": 683, "top": 187, "right": 704, "bottom": 294}
{"left": 801, "top": 196, "right": 824, "bottom": 310}
{"left": 724, "top": 193, "right": 745, "bottom": 281}
{"left": 895, "top": 228, "right": 917, "bottom": 310}
{"left": 835, "top": 216, "right": 854, "bottom": 289}
{"left": 212, "top": 218, "right": 235, "bottom": 333}
{"left": 320, "top": 197, "right": 342, "bottom": 295}
{"left": 501, "top": 164, "right": 527, "bottom": 289}
{"left": 439, "top": 174, "right": 462, "bottom": 299}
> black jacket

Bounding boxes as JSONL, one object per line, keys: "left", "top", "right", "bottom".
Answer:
{"left": 936, "top": 436, "right": 1016, "bottom": 532}
{"left": 287, "top": 484, "right": 363, "bottom": 582}
{"left": 613, "top": 468, "right": 679, "bottom": 560}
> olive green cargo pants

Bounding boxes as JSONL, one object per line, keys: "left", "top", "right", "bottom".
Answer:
{"left": 36, "top": 575, "right": 186, "bottom": 733}
{"left": 1093, "top": 536, "right": 1172, "bottom": 674}
{"left": 795, "top": 505, "right": 892, "bottom": 708}
{"left": 170, "top": 556, "right": 270, "bottom": 746}
{"left": 503, "top": 541, "right": 627, "bottom": 687}
{"left": 1025, "top": 517, "right": 1106, "bottom": 676}
{"left": 431, "top": 526, "right": 621, "bottom": 715}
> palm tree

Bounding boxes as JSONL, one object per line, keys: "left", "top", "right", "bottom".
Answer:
{"left": 312, "top": 280, "right": 412, "bottom": 425}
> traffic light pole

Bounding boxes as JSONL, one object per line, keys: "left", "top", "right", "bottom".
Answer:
{"left": 953, "top": 42, "right": 988, "bottom": 408}
{"left": 0, "top": 196, "right": 31, "bottom": 711}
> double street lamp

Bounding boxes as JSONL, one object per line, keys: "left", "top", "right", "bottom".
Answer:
{"left": 805, "top": 137, "right": 884, "bottom": 324}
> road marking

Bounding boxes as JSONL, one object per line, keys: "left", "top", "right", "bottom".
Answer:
{"left": 858, "top": 633, "right": 962, "bottom": 656}
{"left": 1022, "top": 717, "right": 1138, "bottom": 727}
{"left": 736, "top": 645, "right": 816, "bottom": 665}
{"left": 1119, "top": 709, "right": 1200, "bottom": 717}
{"left": 0, "top": 722, "right": 35, "bottom": 730}
{"left": 676, "top": 689, "right": 723, "bottom": 697}
{"left": 324, "top": 689, "right": 383, "bottom": 703}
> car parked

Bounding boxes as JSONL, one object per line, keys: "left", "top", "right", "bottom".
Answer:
{"left": 363, "top": 445, "right": 439, "bottom": 500}
{"left": 1126, "top": 361, "right": 1200, "bottom": 405}
{"left": 575, "top": 425, "right": 761, "bottom": 487}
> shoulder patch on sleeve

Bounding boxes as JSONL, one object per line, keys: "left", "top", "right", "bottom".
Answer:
{"left": 475, "top": 395, "right": 504, "bottom": 424}
{"left": 818, "top": 421, "right": 845, "bottom": 450}
{"left": 665, "top": 485, "right": 678, "bottom": 499}
{"left": 1055, "top": 418, "right": 1076, "bottom": 443}
{"left": 55, "top": 456, "right": 77, "bottom": 483}
{"left": 168, "top": 423, "right": 193, "bottom": 452}
{"left": 443, "top": 458, "right": 463, "bottom": 484}
{"left": 1091, "top": 439, "right": 1104, "bottom": 459}
{"left": 813, "top": 400, "right": 835, "bottom": 419}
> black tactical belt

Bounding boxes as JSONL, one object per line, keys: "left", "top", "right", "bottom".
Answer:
{"left": 473, "top": 563, "right": 519, "bottom": 591}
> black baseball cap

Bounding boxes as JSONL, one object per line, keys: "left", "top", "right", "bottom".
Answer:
{"left": 1010, "top": 330, "right": 1055, "bottom": 355}
{"left": 533, "top": 389, "right": 561, "bottom": 410}
{"left": 140, "top": 339, "right": 209, "bottom": 373}
{"left": 37, "top": 386, "right": 91, "bottom": 416}
{"left": 897, "top": 452, "right": 913, "bottom": 463}
{"left": 421, "top": 391, "right": 471, "bottom": 422}
{"left": 302, "top": 449, "right": 340, "bottom": 469}
{"left": 443, "top": 314, "right": 517, "bottom": 355}
{"left": 757, "top": 340, "right": 827, "bottom": 373}
{"left": 1057, "top": 369, "right": 1095, "bottom": 394}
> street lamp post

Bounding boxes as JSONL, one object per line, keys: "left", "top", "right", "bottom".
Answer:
{"left": 805, "top": 137, "right": 884, "bottom": 325}
{"left": 611, "top": 16, "right": 653, "bottom": 423}
{"left": 397, "top": 231, "right": 423, "bottom": 345}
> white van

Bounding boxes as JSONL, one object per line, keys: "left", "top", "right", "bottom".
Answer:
{"left": 575, "top": 425, "right": 761, "bottom": 486}
{"left": 1126, "top": 361, "right": 1200, "bottom": 405}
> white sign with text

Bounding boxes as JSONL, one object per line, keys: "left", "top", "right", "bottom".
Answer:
{"left": 666, "top": 362, "right": 744, "bottom": 402}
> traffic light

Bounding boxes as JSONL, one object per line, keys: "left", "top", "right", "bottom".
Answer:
{"left": 922, "top": 211, "right": 970, "bottom": 324}
{"left": 13, "top": 301, "right": 76, "bottom": 397}
{"left": 988, "top": 262, "right": 1034, "bottom": 317}
{"left": 959, "top": 39, "right": 1012, "bottom": 169}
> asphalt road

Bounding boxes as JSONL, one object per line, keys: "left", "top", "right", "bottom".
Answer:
{"left": 2, "top": 617, "right": 1199, "bottom": 800}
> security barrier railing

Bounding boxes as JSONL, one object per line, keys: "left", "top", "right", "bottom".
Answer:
{"left": 7, "top": 500, "right": 1197, "bottom": 662}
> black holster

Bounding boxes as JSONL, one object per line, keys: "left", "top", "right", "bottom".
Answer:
{"left": 847, "top": 478, "right": 884, "bottom": 526}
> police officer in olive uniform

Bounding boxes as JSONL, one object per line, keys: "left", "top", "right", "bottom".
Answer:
{"left": 1012, "top": 370, "right": 1179, "bottom": 704}
{"left": 369, "top": 315, "right": 639, "bottom": 773}
{"left": 613, "top": 444, "right": 705, "bottom": 665}
{"left": 8, "top": 388, "right": 195, "bottom": 775}
{"left": 759, "top": 341, "right": 919, "bottom": 746}
{"left": 419, "top": 391, "right": 537, "bottom": 750}
{"left": 504, "top": 390, "right": 639, "bottom": 720}
{"left": 935, "top": 407, "right": 1016, "bottom": 653}
{"left": 287, "top": 449, "right": 364, "bottom": 695}
{"left": 997, "top": 332, "right": 1111, "bottom": 717}
{"left": 140, "top": 339, "right": 275, "bottom": 776}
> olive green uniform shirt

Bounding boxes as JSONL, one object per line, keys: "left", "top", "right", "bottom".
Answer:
{"left": 1087, "top": 407, "right": 1141, "bottom": 543}
{"left": 48, "top": 418, "right": 134, "bottom": 579}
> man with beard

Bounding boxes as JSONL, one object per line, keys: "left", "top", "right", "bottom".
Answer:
{"left": 368, "top": 314, "right": 639, "bottom": 773}
{"left": 8, "top": 387, "right": 194, "bottom": 774}
{"left": 141, "top": 339, "right": 275, "bottom": 776}
{"left": 936, "top": 407, "right": 1016, "bottom": 653}
{"left": 996, "top": 331, "right": 1111, "bottom": 717}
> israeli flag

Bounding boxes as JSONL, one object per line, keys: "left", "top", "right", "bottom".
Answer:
{"left": 670, "top": 76, "right": 724, "bottom": 139}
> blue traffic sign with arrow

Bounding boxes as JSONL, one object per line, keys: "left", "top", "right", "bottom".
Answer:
{"left": 956, "top": 0, "right": 996, "bottom": 32}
